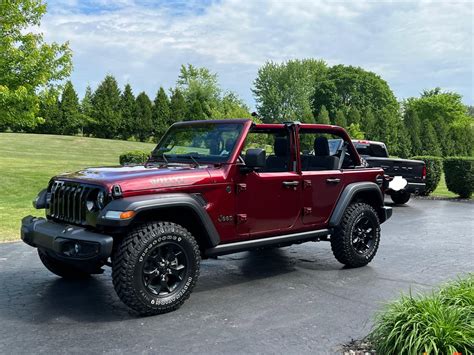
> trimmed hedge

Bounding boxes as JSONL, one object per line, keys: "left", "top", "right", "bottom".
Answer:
{"left": 443, "top": 157, "right": 474, "bottom": 198}
{"left": 411, "top": 156, "right": 443, "bottom": 195}
{"left": 119, "top": 150, "right": 149, "bottom": 166}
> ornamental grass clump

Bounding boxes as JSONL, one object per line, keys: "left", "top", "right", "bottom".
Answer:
{"left": 369, "top": 274, "right": 474, "bottom": 355}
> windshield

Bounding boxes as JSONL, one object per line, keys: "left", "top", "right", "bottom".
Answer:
{"left": 151, "top": 122, "right": 244, "bottom": 164}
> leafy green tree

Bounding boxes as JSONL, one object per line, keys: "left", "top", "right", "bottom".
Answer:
{"left": 360, "top": 108, "right": 375, "bottom": 139}
{"left": 420, "top": 121, "right": 442, "bottom": 156}
{"left": 347, "top": 107, "right": 361, "bottom": 125}
{"left": 188, "top": 100, "right": 207, "bottom": 121}
{"left": 59, "top": 81, "right": 81, "bottom": 135}
{"left": 253, "top": 59, "right": 327, "bottom": 123}
{"left": 134, "top": 92, "right": 153, "bottom": 141}
{"left": 119, "top": 84, "right": 136, "bottom": 140}
{"left": 177, "top": 64, "right": 220, "bottom": 118}
{"left": 0, "top": 0, "right": 72, "bottom": 129}
{"left": 170, "top": 88, "right": 187, "bottom": 122}
{"left": 317, "top": 105, "right": 330, "bottom": 124}
{"left": 91, "top": 75, "right": 122, "bottom": 139}
{"left": 402, "top": 106, "right": 422, "bottom": 156}
{"left": 152, "top": 87, "right": 171, "bottom": 139}
{"left": 334, "top": 110, "right": 347, "bottom": 127}
{"left": 211, "top": 92, "right": 251, "bottom": 119}
{"left": 394, "top": 120, "right": 412, "bottom": 158}
{"left": 36, "top": 89, "right": 61, "bottom": 134}
{"left": 404, "top": 89, "right": 471, "bottom": 156}
{"left": 347, "top": 123, "right": 364, "bottom": 139}
{"left": 80, "top": 85, "right": 94, "bottom": 136}
{"left": 311, "top": 64, "right": 401, "bottom": 152}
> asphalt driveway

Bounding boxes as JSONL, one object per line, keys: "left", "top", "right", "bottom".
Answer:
{"left": 0, "top": 199, "right": 473, "bottom": 354}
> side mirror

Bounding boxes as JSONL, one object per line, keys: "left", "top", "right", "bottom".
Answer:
{"left": 243, "top": 148, "right": 266, "bottom": 171}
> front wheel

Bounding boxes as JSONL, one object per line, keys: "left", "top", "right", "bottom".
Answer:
{"left": 112, "top": 222, "right": 200, "bottom": 315}
{"left": 391, "top": 191, "right": 411, "bottom": 205}
{"left": 330, "top": 202, "right": 381, "bottom": 268}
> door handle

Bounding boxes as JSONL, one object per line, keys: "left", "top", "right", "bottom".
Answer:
{"left": 282, "top": 181, "right": 299, "bottom": 188}
{"left": 326, "top": 178, "right": 341, "bottom": 184}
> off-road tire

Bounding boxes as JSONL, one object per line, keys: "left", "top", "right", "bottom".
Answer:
{"left": 38, "top": 248, "right": 91, "bottom": 279}
{"left": 391, "top": 191, "right": 411, "bottom": 205}
{"left": 112, "top": 222, "right": 200, "bottom": 316}
{"left": 330, "top": 202, "right": 381, "bottom": 268}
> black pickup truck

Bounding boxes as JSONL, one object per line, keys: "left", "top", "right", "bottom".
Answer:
{"left": 352, "top": 140, "right": 426, "bottom": 204}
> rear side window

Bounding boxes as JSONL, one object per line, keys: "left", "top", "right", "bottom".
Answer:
{"left": 299, "top": 130, "right": 358, "bottom": 170}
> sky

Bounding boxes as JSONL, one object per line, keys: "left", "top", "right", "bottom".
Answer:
{"left": 41, "top": 0, "right": 473, "bottom": 108}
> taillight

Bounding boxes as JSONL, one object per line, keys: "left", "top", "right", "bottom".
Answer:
{"left": 422, "top": 165, "right": 427, "bottom": 180}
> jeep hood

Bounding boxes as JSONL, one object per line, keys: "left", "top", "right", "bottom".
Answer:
{"left": 56, "top": 165, "right": 212, "bottom": 193}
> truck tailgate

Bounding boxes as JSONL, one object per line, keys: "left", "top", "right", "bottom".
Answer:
{"left": 364, "top": 157, "right": 425, "bottom": 183}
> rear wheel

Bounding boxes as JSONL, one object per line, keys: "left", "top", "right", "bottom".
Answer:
{"left": 331, "top": 202, "right": 381, "bottom": 268}
{"left": 112, "top": 222, "right": 200, "bottom": 315}
{"left": 38, "top": 248, "right": 91, "bottom": 279}
{"left": 391, "top": 190, "right": 411, "bottom": 204}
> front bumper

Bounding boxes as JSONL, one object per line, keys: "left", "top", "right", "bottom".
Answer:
{"left": 21, "top": 216, "right": 113, "bottom": 261}
{"left": 380, "top": 206, "right": 393, "bottom": 223}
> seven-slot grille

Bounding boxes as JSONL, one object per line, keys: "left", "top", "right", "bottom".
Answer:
{"left": 48, "top": 181, "right": 100, "bottom": 225}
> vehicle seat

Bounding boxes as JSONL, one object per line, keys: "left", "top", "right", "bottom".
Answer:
{"left": 266, "top": 137, "right": 288, "bottom": 172}
{"left": 305, "top": 136, "right": 339, "bottom": 170}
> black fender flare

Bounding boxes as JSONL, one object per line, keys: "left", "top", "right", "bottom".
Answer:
{"left": 98, "top": 193, "right": 220, "bottom": 247}
{"left": 328, "top": 182, "right": 386, "bottom": 227}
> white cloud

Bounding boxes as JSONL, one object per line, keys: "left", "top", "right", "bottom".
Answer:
{"left": 41, "top": 0, "right": 473, "bottom": 106}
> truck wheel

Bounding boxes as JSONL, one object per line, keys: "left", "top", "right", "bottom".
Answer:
{"left": 391, "top": 191, "right": 411, "bottom": 205}
{"left": 38, "top": 249, "right": 91, "bottom": 279}
{"left": 112, "top": 222, "right": 200, "bottom": 315}
{"left": 330, "top": 203, "right": 381, "bottom": 268}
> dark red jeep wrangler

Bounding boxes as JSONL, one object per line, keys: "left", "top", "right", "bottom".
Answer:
{"left": 22, "top": 119, "right": 392, "bottom": 315}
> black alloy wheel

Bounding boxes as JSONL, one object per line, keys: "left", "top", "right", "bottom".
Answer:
{"left": 142, "top": 242, "right": 188, "bottom": 297}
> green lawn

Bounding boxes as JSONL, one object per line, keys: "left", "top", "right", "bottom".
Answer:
{"left": 0, "top": 133, "right": 155, "bottom": 242}
{"left": 432, "top": 173, "right": 458, "bottom": 198}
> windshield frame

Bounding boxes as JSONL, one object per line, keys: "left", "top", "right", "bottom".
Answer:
{"left": 152, "top": 120, "right": 251, "bottom": 165}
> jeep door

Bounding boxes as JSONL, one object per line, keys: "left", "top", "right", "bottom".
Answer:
{"left": 235, "top": 127, "right": 302, "bottom": 238}
{"left": 298, "top": 129, "right": 348, "bottom": 228}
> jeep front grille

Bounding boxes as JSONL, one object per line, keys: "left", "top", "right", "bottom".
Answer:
{"left": 48, "top": 181, "right": 101, "bottom": 225}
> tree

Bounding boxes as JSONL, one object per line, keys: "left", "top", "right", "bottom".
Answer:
{"left": 347, "top": 107, "right": 361, "bottom": 126}
{"left": 311, "top": 64, "right": 401, "bottom": 152}
{"left": 177, "top": 64, "right": 220, "bottom": 118}
{"left": 91, "top": 75, "right": 121, "bottom": 139}
{"left": 119, "top": 84, "right": 136, "bottom": 140}
{"left": 188, "top": 100, "right": 206, "bottom": 121}
{"left": 394, "top": 121, "right": 412, "bottom": 158}
{"left": 152, "top": 87, "right": 171, "bottom": 139}
{"left": 59, "top": 81, "right": 81, "bottom": 135}
{"left": 334, "top": 110, "right": 347, "bottom": 127}
{"left": 402, "top": 106, "right": 422, "bottom": 156}
{"left": 419, "top": 121, "right": 442, "bottom": 156}
{"left": 347, "top": 123, "right": 364, "bottom": 139}
{"left": 80, "top": 85, "right": 94, "bottom": 136}
{"left": 134, "top": 92, "right": 153, "bottom": 141}
{"left": 0, "top": 0, "right": 72, "bottom": 129}
{"left": 317, "top": 105, "right": 330, "bottom": 124}
{"left": 211, "top": 92, "right": 251, "bottom": 119}
{"left": 170, "top": 88, "right": 187, "bottom": 122}
{"left": 404, "top": 89, "right": 472, "bottom": 156}
{"left": 253, "top": 59, "right": 327, "bottom": 123}
{"left": 36, "top": 89, "right": 62, "bottom": 134}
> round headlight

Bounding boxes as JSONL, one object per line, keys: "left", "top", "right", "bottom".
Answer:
{"left": 96, "top": 190, "right": 105, "bottom": 209}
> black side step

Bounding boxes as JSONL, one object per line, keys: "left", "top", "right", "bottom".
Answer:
{"left": 204, "top": 229, "right": 330, "bottom": 257}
